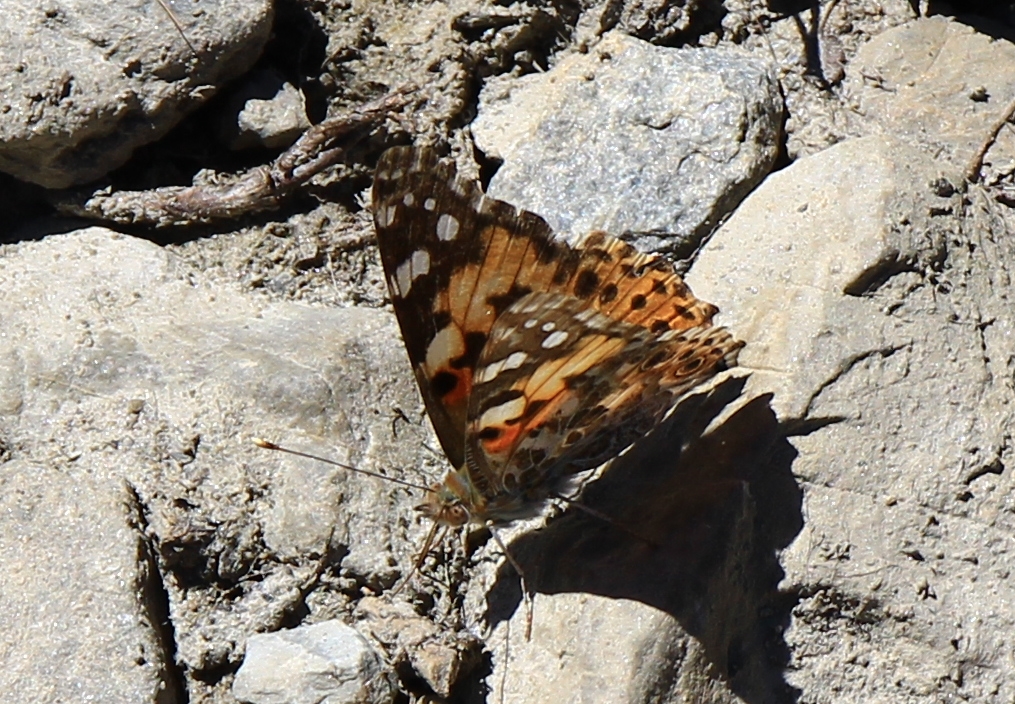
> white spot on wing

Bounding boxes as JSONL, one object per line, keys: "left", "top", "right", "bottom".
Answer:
{"left": 395, "top": 260, "right": 412, "bottom": 296}
{"left": 524, "top": 319, "right": 539, "bottom": 329}
{"left": 424, "top": 198, "right": 436, "bottom": 211}
{"left": 394, "top": 249, "right": 431, "bottom": 298}
{"left": 426, "top": 325, "right": 465, "bottom": 370}
{"left": 403, "top": 193, "right": 415, "bottom": 206}
{"left": 541, "top": 322, "right": 556, "bottom": 332}
{"left": 542, "top": 330, "right": 569, "bottom": 349}
{"left": 517, "top": 299, "right": 541, "bottom": 314}
{"left": 503, "top": 350, "right": 528, "bottom": 370}
{"left": 476, "top": 350, "right": 529, "bottom": 383}
{"left": 411, "top": 249, "right": 431, "bottom": 280}
{"left": 436, "top": 213, "right": 460, "bottom": 241}
{"left": 377, "top": 204, "right": 398, "bottom": 227}
{"left": 479, "top": 395, "right": 527, "bottom": 429}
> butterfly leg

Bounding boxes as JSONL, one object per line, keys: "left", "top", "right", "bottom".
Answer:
{"left": 487, "top": 522, "right": 535, "bottom": 640}
{"left": 392, "top": 521, "right": 446, "bottom": 596}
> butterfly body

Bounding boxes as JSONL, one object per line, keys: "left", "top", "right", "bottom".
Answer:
{"left": 372, "top": 146, "right": 743, "bottom": 529}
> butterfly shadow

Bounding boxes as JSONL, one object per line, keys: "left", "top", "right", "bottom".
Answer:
{"left": 483, "top": 377, "right": 803, "bottom": 703}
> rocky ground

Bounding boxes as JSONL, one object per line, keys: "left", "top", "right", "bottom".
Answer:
{"left": 3, "top": 1, "right": 1015, "bottom": 703}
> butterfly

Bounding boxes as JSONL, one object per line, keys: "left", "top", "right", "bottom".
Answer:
{"left": 371, "top": 145, "right": 743, "bottom": 532}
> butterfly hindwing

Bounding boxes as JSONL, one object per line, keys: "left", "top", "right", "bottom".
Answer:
{"left": 464, "top": 291, "right": 742, "bottom": 503}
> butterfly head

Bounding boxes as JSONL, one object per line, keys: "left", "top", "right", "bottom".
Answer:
{"left": 415, "top": 469, "right": 484, "bottom": 527}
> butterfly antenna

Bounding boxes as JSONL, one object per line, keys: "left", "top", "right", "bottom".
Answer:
{"left": 487, "top": 523, "right": 534, "bottom": 641}
{"left": 551, "top": 493, "right": 660, "bottom": 549}
{"left": 253, "top": 438, "right": 432, "bottom": 492}
{"left": 391, "top": 521, "right": 445, "bottom": 597}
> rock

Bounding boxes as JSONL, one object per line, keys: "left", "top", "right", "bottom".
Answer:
{"left": 232, "top": 621, "right": 395, "bottom": 704}
{"left": 691, "top": 130, "right": 1015, "bottom": 702}
{"left": 844, "top": 16, "right": 1015, "bottom": 180}
{"left": 0, "top": 460, "right": 176, "bottom": 703}
{"left": 488, "top": 593, "right": 735, "bottom": 704}
{"left": 688, "top": 134, "right": 954, "bottom": 420}
{"left": 354, "top": 597, "right": 482, "bottom": 699}
{"left": 0, "top": 0, "right": 273, "bottom": 187}
{"left": 473, "top": 31, "right": 781, "bottom": 254}
{"left": 0, "top": 227, "right": 429, "bottom": 698}
{"left": 223, "top": 69, "right": 311, "bottom": 151}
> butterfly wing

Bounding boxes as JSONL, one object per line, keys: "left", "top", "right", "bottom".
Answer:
{"left": 463, "top": 292, "right": 742, "bottom": 515}
{"left": 372, "top": 146, "right": 726, "bottom": 468}
{"left": 373, "top": 146, "right": 559, "bottom": 465}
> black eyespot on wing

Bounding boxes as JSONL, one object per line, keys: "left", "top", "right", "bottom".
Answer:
{"left": 524, "top": 398, "right": 547, "bottom": 418}
{"left": 432, "top": 309, "right": 452, "bottom": 330}
{"left": 431, "top": 370, "right": 459, "bottom": 398}
{"left": 487, "top": 284, "right": 533, "bottom": 315}
{"left": 478, "top": 426, "right": 502, "bottom": 440}
{"left": 476, "top": 387, "right": 526, "bottom": 414}
{"left": 534, "top": 238, "right": 561, "bottom": 264}
{"left": 599, "top": 283, "right": 619, "bottom": 304}
{"left": 551, "top": 249, "right": 582, "bottom": 285}
{"left": 574, "top": 269, "right": 600, "bottom": 298}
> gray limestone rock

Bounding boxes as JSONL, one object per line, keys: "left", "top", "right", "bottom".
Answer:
{"left": 224, "top": 70, "right": 311, "bottom": 151}
{"left": 473, "top": 31, "right": 782, "bottom": 254}
{"left": 843, "top": 16, "right": 1015, "bottom": 180}
{"left": 0, "top": 0, "right": 272, "bottom": 187}
{"left": 0, "top": 459, "right": 176, "bottom": 703}
{"left": 690, "top": 133, "right": 1015, "bottom": 703}
{"left": 0, "top": 228, "right": 428, "bottom": 699}
{"left": 232, "top": 621, "right": 395, "bottom": 704}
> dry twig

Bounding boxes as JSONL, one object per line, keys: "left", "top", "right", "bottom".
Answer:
{"left": 54, "top": 85, "right": 417, "bottom": 228}
{"left": 966, "top": 94, "right": 1015, "bottom": 184}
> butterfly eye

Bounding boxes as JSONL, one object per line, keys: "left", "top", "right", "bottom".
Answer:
{"left": 444, "top": 504, "right": 470, "bottom": 526}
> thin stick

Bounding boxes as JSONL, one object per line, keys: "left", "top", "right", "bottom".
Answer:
{"left": 154, "top": 0, "right": 198, "bottom": 56}
{"left": 56, "top": 86, "right": 417, "bottom": 227}
{"left": 967, "top": 94, "right": 1015, "bottom": 184}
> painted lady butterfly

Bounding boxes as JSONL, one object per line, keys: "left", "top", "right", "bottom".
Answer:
{"left": 372, "top": 146, "right": 743, "bottom": 530}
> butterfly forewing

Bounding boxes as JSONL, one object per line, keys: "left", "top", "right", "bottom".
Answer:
{"left": 373, "top": 147, "right": 563, "bottom": 466}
